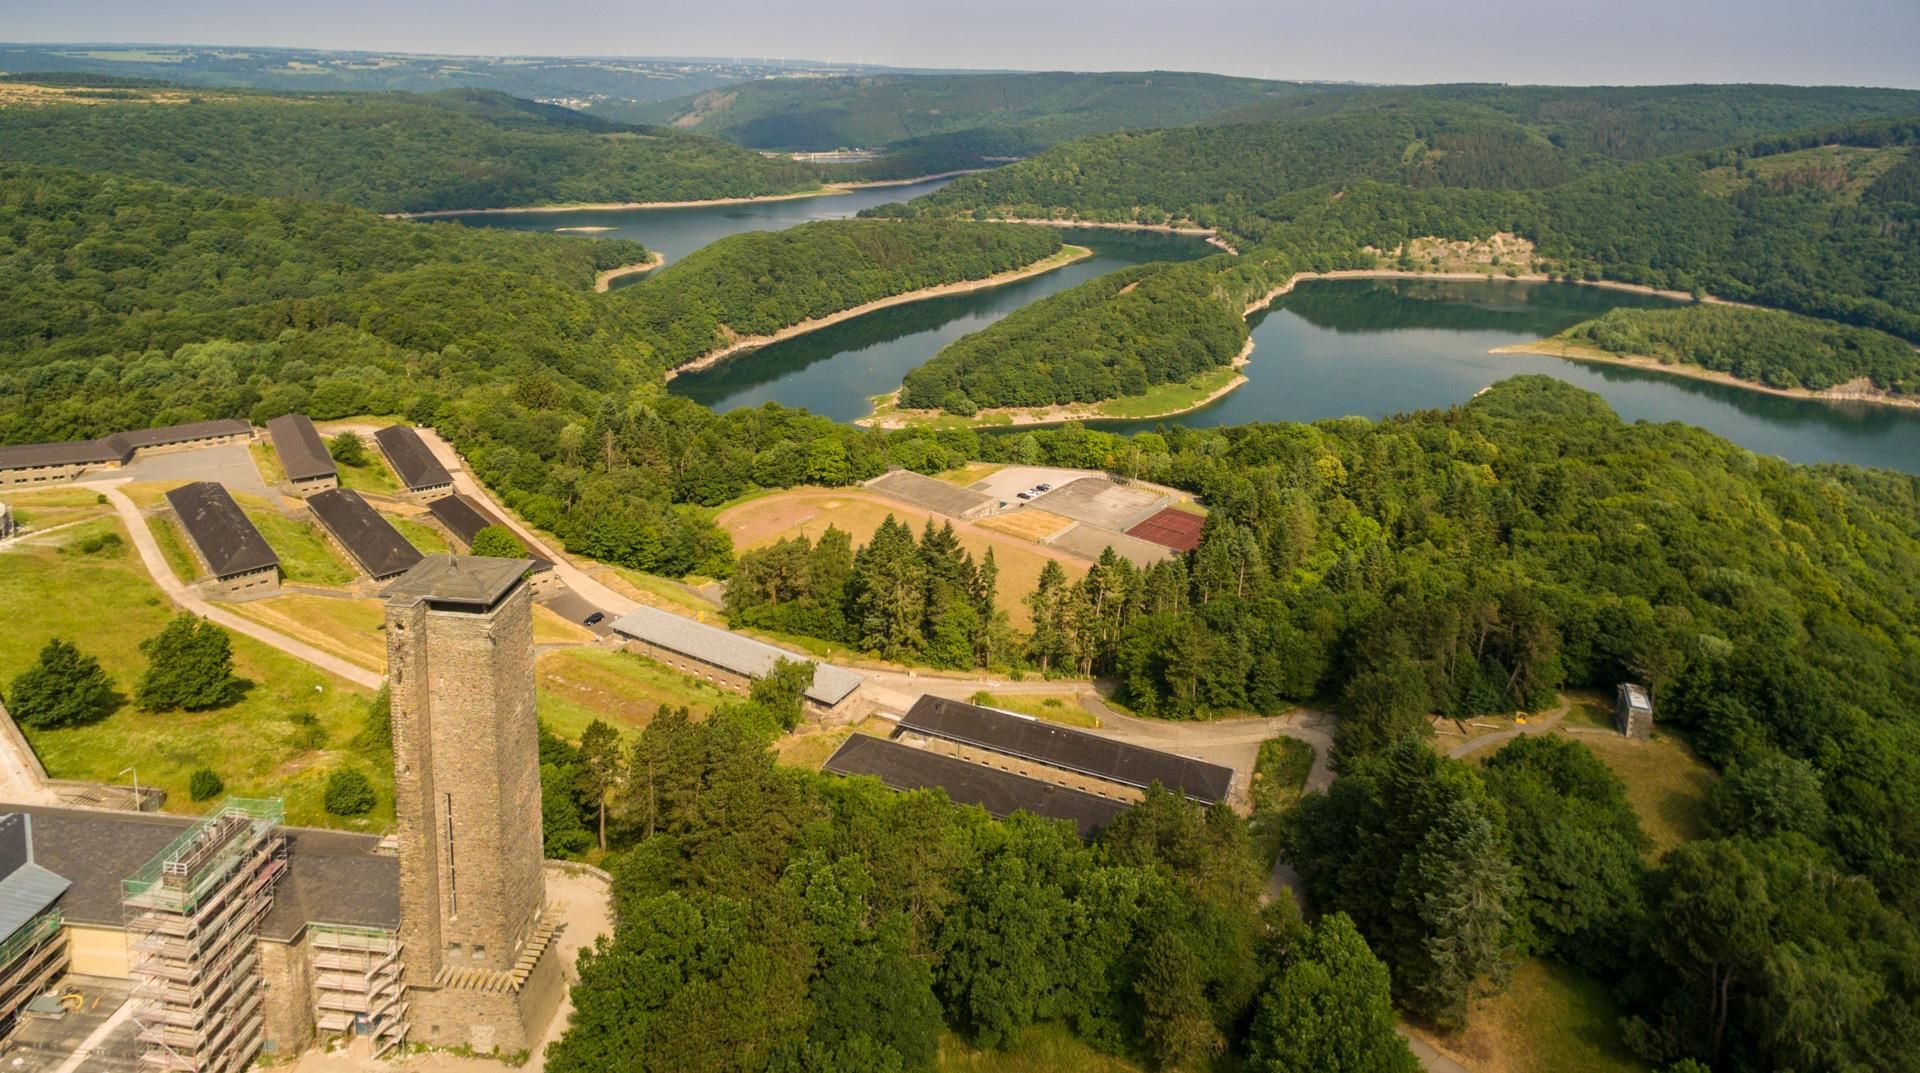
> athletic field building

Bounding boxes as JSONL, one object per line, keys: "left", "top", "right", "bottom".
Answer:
{"left": 265, "top": 414, "right": 338, "bottom": 495}
{"left": 608, "top": 606, "right": 867, "bottom": 723}
{"left": 164, "top": 481, "right": 282, "bottom": 598}
{"left": 373, "top": 426, "right": 454, "bottom": 502}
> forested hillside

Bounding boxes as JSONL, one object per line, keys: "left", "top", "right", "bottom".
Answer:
{"left": 896, "top": 255, "right": 1277, "bottom": 412}
{"left": 1553, "top": 304, "right": 1920, "bottom": 395}
{"left": 0, "top": 83, "right": 825, "bottom": 212}
{"left": 633, "top": 69, "right": 1321, "bottom": 150}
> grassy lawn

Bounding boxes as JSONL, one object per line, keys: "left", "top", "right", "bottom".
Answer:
{"left": 146, "top": 515, "right": 201, "bottom": 582}
{"left": 1575, "top": 730, "right": 1716, "bottom": 857}
{"left": 536, "top": 648, "right": 734, "bottom": 740}
{"left": 1090, "top": 364, "right": 1242, "bottom": 419}
{"left": 968, "top": 691, "right": 1100, "bottom": 728}
{"left": 1417, "top": 958, "right": 1649, "bottom": 1073}
{"left": 533, "top": 605, "right": 597, "bottom": 645}
{"left": 336, "top": 455, "right": 400, "bottom": 496}
{"left": 230, "top": 595, "right": 389, "bottom": 671}
{"left": 872, "top": 364, "right": 1243, "bottom": 429}
{"left": 938, "top": 1025, "right": 1144, "bottom": 1073}
{"left": 250, "top": 442, "right": 288, "bottom": 486}
{"left": 1249, "top": 736, "right": 1315, "bottom": 864}
{"left": 595, "top": 564, "right": 722, "bottom": 617}
{"left": 774, "top": 715, "right": 892, "bottom": 771}
{"left": 0, "top": 517, "right": 388, "bottom": 830}
{"left": 383, "top": 511, "right": 450, "bottom": 555}
{"left": 121, "top": 481, "right": 190, "bottom": 509}
{"left": 3, "top": 487, "right": 112, "bottom": 530}
{"left": 246, "top": 509, "right": 355, "bottom": 585}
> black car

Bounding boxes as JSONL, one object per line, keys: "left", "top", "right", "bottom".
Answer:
{"left": 583, "top": 611, "right": 606, "bottom": 627}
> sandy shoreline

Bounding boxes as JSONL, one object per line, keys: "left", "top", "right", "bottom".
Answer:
{"left": 1493, "top": 339, "right": 1920, "bottom": 411}
{"left": 982, "top": 216, "right": 1240, "bottom": 255}
{"left": 662, "top": 245, "right": 1094, "bottom": 380}
{"left": 593, "top": 251, "right": 666, "bottom": 293}
{"left": 384, "top": 170, "right": 985, "bottom": 220}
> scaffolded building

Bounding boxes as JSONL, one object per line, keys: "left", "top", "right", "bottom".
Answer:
{"left": 309, "top": 923, "right": 408, "bottom": 1057}
{"left": 120, "top": 800, "right": 287, "bottom": 1073}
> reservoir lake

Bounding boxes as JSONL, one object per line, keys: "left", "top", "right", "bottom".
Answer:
{"left": 450, "top": 184, "right": 1920, "bottom": 474}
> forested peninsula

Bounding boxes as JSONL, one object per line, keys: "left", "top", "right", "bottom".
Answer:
{"left": 1503, "top": 304, "right": 1920, "bottom": 405}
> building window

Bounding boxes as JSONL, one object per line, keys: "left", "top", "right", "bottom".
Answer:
{"left": 470, "top": 945, "right": 486, "bottom": 963}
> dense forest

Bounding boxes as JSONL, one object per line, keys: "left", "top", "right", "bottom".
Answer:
{"left": 622, "top": 219, "right": 1061, "bottom": 364}
{"left": 0, "top": 84, "right": 826, "bottom": 212}
{"left": 535, "top": 678, "right": 1417, "bottom": 1073}
{"left": 895, "top": 256, "right": 1273, "bottom": 413}
{"left": 1555, "top": 304, "right": 1920, "bottom": 395}
{"left": 879, "top": 107, "right": 1920, "bottom": 339}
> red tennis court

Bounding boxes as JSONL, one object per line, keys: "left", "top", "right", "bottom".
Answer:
{"left": 1125, "top": 507, "right": 1207, "bottom": 552}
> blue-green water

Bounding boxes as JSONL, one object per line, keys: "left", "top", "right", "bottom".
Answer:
{"left": 450, "top": 191, "right": 1920, "bottom": 473}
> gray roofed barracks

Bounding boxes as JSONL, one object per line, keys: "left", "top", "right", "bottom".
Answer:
{"left": 823, "top": 734, "right": 1128, "bottom": 840}
{"left": 609, "top": 605, "right": 866, "bottom": 720}
{"left": 164, "top": 481, "right": 281, "bottom": 598}
{"left": 373, "top": 425, "right": 454, "bottom": 500}
{"left": 265, "top": 413, "right": 338, "bottom": 492}
{"left": 0, "top": 419, "right": 253, "bottom": 488}
{"left": 306, "top": 488, "right": 424, "bottom": 580}
{"left": 898, "top": 695, "right": 1235, "bottom": 805}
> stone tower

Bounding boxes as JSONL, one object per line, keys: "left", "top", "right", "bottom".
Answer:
{"left": 384, "top": 555, "right": 564, "bottom": 1053}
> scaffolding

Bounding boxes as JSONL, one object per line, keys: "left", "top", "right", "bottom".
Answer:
{"left": 0, "top": 908, "right": 68, "bottom": 1041}
{"left": 121, "top": 799, "right": 287, "bottom": 1073}
{"left": 309, "top": 924, "right": 408, "bottom": 1058}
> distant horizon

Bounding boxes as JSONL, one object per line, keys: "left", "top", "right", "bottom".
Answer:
{"left": 1, "top": 40, "right": 1915, "bottom": 93}
{"left": 1, "top": 0, "right": 1915, "bottom": 91}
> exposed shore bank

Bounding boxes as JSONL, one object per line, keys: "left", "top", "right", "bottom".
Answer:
{"left": 1493, "top": 339, "right": 1920, "bottom": 412}
{"left": 981, "top": 216, "right": 1240, "bottom": 255}
{"left": 854, "top": 266, "right": 1725, "bottom": 430}
{"left": 663, "top": 244, "right": 1094, "bottom": 381}
{"left": 384, "top": 170, "right": 987, "bottom": 220}
{"left": 593, "top": 251, "right": 666, "bottom": 293}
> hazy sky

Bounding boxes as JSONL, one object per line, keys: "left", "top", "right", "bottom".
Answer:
{"left": 4, "top": 0, "right": 1917, "bottom": 88}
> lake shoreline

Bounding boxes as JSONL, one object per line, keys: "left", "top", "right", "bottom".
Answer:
{"left": 663, "top": 244, "right": 1095, "bottom": 381}
{"left": 1493, "top": 339, "right": 1920, "bottom": 411}
{"left": 982, "top": 216, "right": 1240, "bottom": 255}
{"left": 384, "top": 170, "right": 984, "bottom": 219}
{"left": 851, "top": 267, "right": 1717, "bottom": 430}
{"left": 593, "top": 251, "right": 666, "bottom": 293}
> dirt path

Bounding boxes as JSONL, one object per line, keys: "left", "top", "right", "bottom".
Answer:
{"left": 1446, "top": 696, "right": 1572, "bottom": 760}
{"left": 95, "top": 483, "right": 385, "bottom": 691}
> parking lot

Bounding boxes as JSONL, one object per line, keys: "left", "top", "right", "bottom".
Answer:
{"left": 1026, "top": 477, "right": 1171, "bottom": 531}
{"left": 116, "top": 443, "right": 273, "bottom": 499}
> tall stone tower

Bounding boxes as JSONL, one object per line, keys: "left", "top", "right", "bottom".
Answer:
{"left": 384, "top": 555, "right": 564, "bottom": 1054}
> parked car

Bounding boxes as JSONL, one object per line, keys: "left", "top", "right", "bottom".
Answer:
{"left": 583, "top": 611, "right": 606, "bottom": 627}
{"left": 1035, "top": 483, "right": 1053, "bottom": 492}
{"left": 1016, "top": 491, "right": 1035, "bottom": 500}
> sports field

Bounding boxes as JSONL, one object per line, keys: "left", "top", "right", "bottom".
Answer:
{"left": 715, "top": 488, "right": 1087, "bottom": 628}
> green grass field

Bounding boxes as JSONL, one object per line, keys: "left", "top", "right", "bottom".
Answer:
{"left": 146, "top": 515, "right": 202, "bottom": 582}
{"left": 1425, "top": 958, "right": 1649, "bottom": 1073}
{"left": 3, "top": 487, "right": 111, "bottom": 531}
{"left": 246, "top": 509, "right": 355, "bottom": 585}
{"left": 1249, "top": 736, "right": 1314, "bottom": 863}
{"left": 968, "top": 691, "right": 1100, "bottom": 728}
{"left": 536, "top": 648, "right": 735, "bottom": 740}
{"left": 938, "top": 1025, "right": 1144, "bottom": 1073}
{"left": 336, "top": 455, "right": 400, "bottom": 495}
{"left": 0, "top": 517, "right": 389, "bottom": 829}
{"left": 384, "top": 512, "right": 450, "bottom": 555}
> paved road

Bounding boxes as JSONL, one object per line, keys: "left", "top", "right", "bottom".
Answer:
{"left": 98, "top": 483, "right": 385, "bottom": 691}
{"left": 0, "top": 697, "right": 57, "bottom": 805}
{"left": 408, "top": 427, "right": 638, "bottom": 618}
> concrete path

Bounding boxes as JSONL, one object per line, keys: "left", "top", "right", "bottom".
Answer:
{"left": 1400, "top": 1028, "right": 1474, "bottom": 1073}
{"left": 409, "top": 428, "right": 639, "bottom": 617}
{"left": 0, "top": 697, "right": 57, "bottom": 805}
{"left": 98, "top": 483, "right": 384, "bottom": 691}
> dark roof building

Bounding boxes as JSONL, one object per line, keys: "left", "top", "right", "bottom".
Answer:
{"left": 898, "top": 695, "right": 1235, "bottom": 805}
{"left": 824, "top": 734, "right": 1128, "bottom": 839}
{"left": 424, "top": 494, "right": 500, "bottom": 546}
{"left": 374, "top": 425, "right": 453, "bottom": 493}
{"left": 307, "top": 488, "right": 423, "bottom": 580}
{"left": 164, "top": 481, "right": 280, "bottom": 580}
{"left": 0, "top": 815, "right": 69, "bottom": 943}
{"left": 383, "top": 553, "right": 535, "bottom": 613}
{"left": 0, "top": 436, "right": 131, "bottom": 471}
{"left": 266, "top": 414, "right": 338, "bottom": 485}
{"left": 119, "top": 419, "right": 253, "bottom": 450}
{"left": 1, "top": 805, "right": 396, "bottom": 940}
